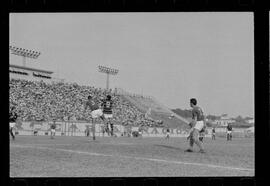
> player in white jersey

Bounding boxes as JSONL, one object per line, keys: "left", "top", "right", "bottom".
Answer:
{"left": 50, "top": 120, "right": 56, "bottom": 139}
{"left": 84, "top": 95, "right": 105, "bottom": 140}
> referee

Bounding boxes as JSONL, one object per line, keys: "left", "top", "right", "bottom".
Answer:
{"left": 9, "top": 107, "right": 18, "bottom": 140}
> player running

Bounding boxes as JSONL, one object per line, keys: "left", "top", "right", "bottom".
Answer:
{"left": 9, "top": 106, "right": 17, "bottom": 140}
{"left": 84, "top": 95, "right": 105, "bottom": 140}
{"left": 185, "top": 98, "right": 206, "bottom": 153}
{"left": 102, "top": 95, "right": 114, "bottom": 137}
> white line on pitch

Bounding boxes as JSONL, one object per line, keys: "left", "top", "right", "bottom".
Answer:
{"left": 11, "top": 144, "right": 254, "bottom": 172}
{"left": 10, "top": 143, "right": 75, "bottom": 146}
{"left": 10, "top": 142, "right": 135, "bottom": 146}
{"left": 105, "top": 142, "right": 135, "bottom": 145}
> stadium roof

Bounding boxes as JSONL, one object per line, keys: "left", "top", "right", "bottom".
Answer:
{"left": 9, "top": 64, "right": 53, "bottom": 74}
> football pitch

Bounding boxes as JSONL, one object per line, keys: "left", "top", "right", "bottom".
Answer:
{"left": 10, "top": 135, "right": 254, "bottom": 177}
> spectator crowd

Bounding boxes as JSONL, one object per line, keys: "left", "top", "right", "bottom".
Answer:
{"left": 9, "top": 79, "right": 163, "bottom": 127}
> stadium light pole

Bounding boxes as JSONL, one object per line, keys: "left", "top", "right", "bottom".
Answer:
{"left": 9, "top": 46, "right": 41, "bottom": 67}
{"left": 98, "top": 65, "right": 119, "bottom": 90}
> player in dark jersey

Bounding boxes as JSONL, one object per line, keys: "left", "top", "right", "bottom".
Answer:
{"left": 165, "top": 128, "right": 170, "bottom": 139}
{"left": 85, "top": 126, "right": 90, "bottom": 137}
{"left": 212, "top": 127, "right": 216, "bottom": 140}
{"left": 226, "top": 123, "right": 233, "bottom": 141}
{"left": 9, "top": 107, "right": 17, "bottom": 140}
{"left": 185, "top": 98, "right": 206, "bottom": 153}
{"left": 102, "top": 95, "right": 114, "bottom": 137}
{"left": 84, "top": 95, "right": 105, "bottom": 140}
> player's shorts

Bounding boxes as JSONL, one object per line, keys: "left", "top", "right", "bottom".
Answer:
{"left": 166, "top": 132, "right": 170, "bottom": 135}
{"left": 194, "top": 121, "right": 204, "bottom": 131}
{"left": 51, "top": 129, "right": 56, "bottom": 133}
{"left": 104, "top": 113, "right": 113, "bottom": 119}
{"left": 91, "top": 109, "right": 103, "bottom": 119}
{"left": 9, "top": 122, "right": 16, "bottom": 129}
{"left": 227, "top": 131, "right": 232, "bottom": 134}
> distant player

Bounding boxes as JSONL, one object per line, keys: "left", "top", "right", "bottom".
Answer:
{"left": 199, "top": 127, "right": 205, "bottom": 142}
{"left": 212, "top": 127, "right": 216, "bottom": 140}
{"left": 226, "top": 123, "right": 233, "bottom": 141}
{"left": 84, "top": 95, "right": 105, "bottom": 140}
{"left": 50, "top": 120, "right": 56, "bottom": 139}
{"left": 185, "top": 98, "right": 206, "bottom": 153}
{"left": 9, "top": 107, "right": 17, "bottom": 140}
{"left": 165, "top": 128, "right": 170, "bottom": 139}
{"left": 85, "top": 126, "right": 90, "bottom": 137}
{"left": 102, "top": 95, "right": 114, "bottom": 137}
{"left": 33, "top": 128, "right": 38, "bottom": 136}
{"left": 101, "top": 124, "right": 106, "bottom": 137}
{"left": 138, "top": 127, "right": 143, "bottom": 138}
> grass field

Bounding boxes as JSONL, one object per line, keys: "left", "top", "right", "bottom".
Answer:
{"left": 10, "top": 135, "right": 254, "bottom": 177}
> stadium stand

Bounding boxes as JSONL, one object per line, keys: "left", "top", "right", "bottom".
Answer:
{"left": 120, "top": 94, "right": 189, "bottom": 129}
{"left": 9, "top": 78, "right": 174, "bottom": 128}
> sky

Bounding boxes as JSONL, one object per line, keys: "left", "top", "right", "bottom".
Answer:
{"left": 9, "top": 13, "right": 254, "bottom": 118}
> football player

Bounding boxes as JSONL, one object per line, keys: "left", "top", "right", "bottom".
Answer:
{"left": 185, "top": 98, "right": 206, "bottom": 153}
{"left": 102, "top": 95, "right": 114, "bottom": 137}
{"left": 9, "top": 106, "right": 17, "bottom": 140}
{"left": 84, "top": 95, "right": 105, "bottom": 140}
{"left": 50, "top": 119, "right": 56, "bottom": 139}
{"left": 226, "top": 123, "right": 233, "bottom": 141}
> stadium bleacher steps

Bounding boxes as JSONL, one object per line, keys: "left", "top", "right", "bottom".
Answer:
{"left": 120, "top": 93, "right": 189, "bottom": 129}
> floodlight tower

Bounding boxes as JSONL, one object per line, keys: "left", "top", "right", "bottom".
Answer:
{"left": 9, "top": 46, "right": 41, "bottom": 67}
{"left": 98, "top": 65, "right": 119, "bottom": 90}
